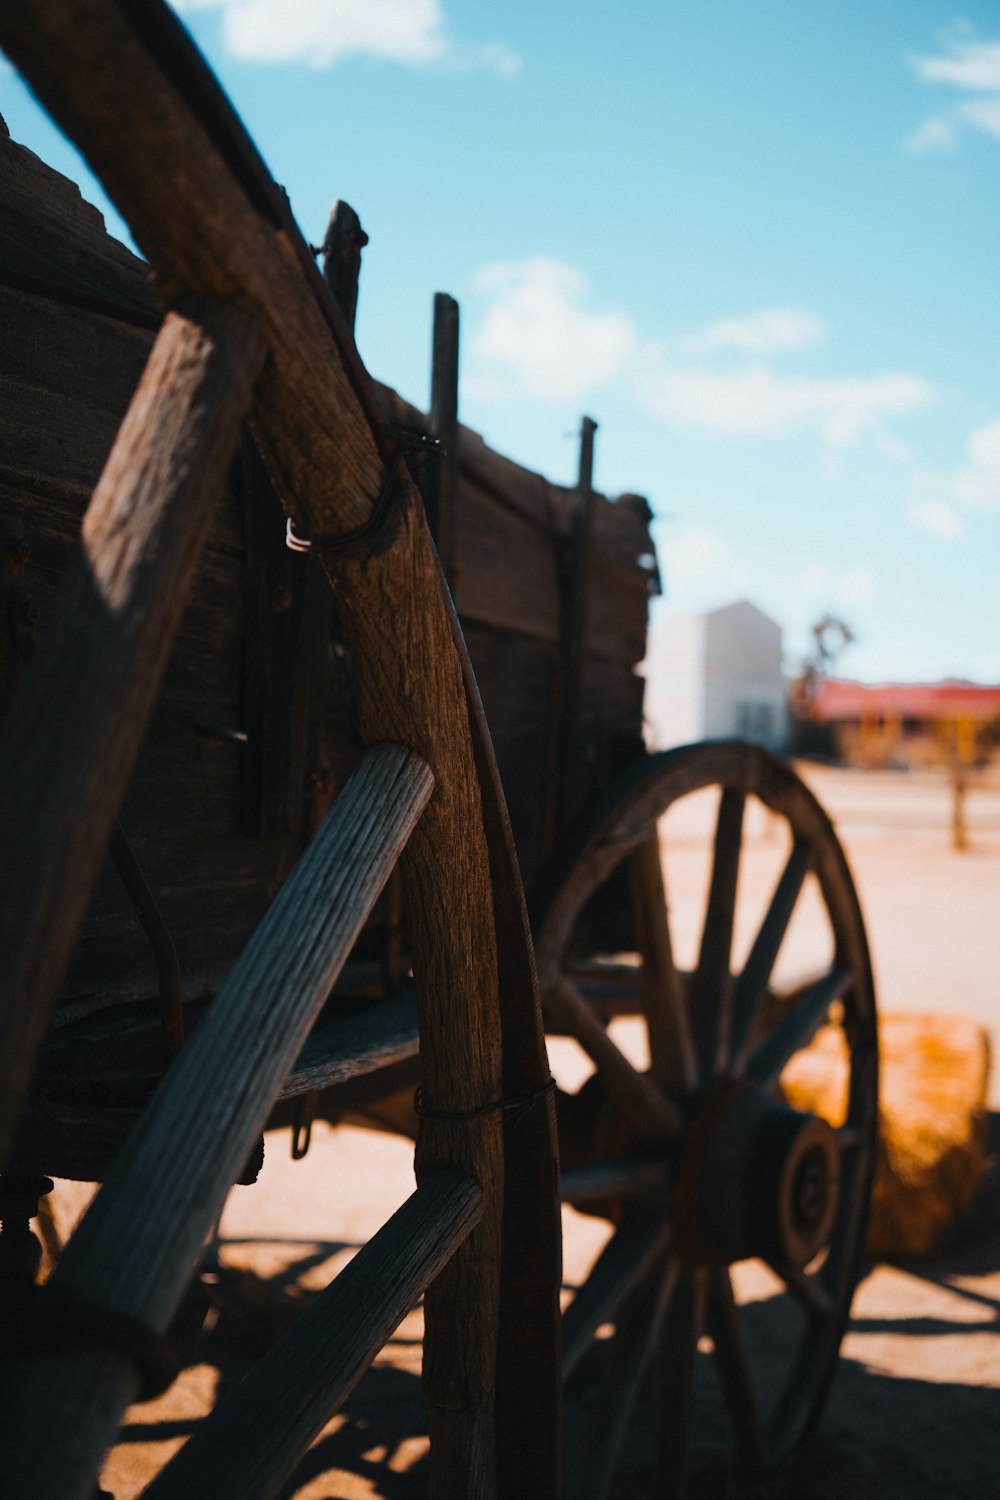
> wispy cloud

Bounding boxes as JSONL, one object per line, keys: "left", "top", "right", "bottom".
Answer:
{"left": 912, "top": 35, "right": 1000, "bottom": 91}
{"left": 903, "top": 414, "right": 1000, "bottom": 541}
{"left": 952, "top": 416, "right": 1000, "bottom": 511}
{"left": 467, "top": 259, "right": 938, "bottom": 449}
{"left": 904, "top": 115, "right": 958, "bottom": 155}
{"left": 634, "top": 360, "right": 935, "bottom": 447}
{"left": 172, "top": 0, "right": 521, "bottom": 74}
{"left": 468, "top": 259, "right": 636, "bottom": 403}
{"left": 906, "top": 497, "right": 966, "bottom": 541}
{"left": 907, "top": 28, "right": 1000, "bottom": 150}
{"left": 674, "top": 307, "right": 826, "bottom": 357}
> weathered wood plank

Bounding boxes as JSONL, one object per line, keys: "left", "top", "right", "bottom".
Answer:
{"left": 0, "top": 0, "right": 388, "bottom": 542}
{"left": 143, "top": 1170, "right": 481, "bottom": 1500}
{"left": 457, "top": 630, "right": 563, "bottom": 1500}
{"left": 0, "top": 745, "right": 434, "bottom": 1500}
{"left": 423, "top": 291, "right": 460, "bottom": 577}
{"left": 323, "top": 474, "right": 505, "bottom": 1497}
{"left": 0, "top": 118, "right": 157, "bottom": 321}
{"left": 0, "top": 300, "right": 266, "bottom": 1161}
{"left": 451, "top": 475, "right": 563, "bottom": 645}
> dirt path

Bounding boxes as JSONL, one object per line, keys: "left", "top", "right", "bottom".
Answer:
{"left": 98, "top": 762, "right": 1000, "bottom": 1499}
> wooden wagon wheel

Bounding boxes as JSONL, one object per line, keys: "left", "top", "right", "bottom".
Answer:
{"left": 0, "top": 3, "right": 560, "bottom": 1497}
{"left": 532, "top": 742, "right": 878, "bottom": 1499}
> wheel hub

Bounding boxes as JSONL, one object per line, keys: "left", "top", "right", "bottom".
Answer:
{"left": 675, "top": 1082, "right": 840, "bottom": 1269}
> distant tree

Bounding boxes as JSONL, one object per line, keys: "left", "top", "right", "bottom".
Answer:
{"left": 790, "top": 613, "right": 856, "bottom": 759}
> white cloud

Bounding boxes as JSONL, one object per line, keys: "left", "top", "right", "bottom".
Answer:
{"left": 468, "top": 259, "right": 636, "bottom": 403}
{"left": 907, "top": 30, "right": 1000, "bottom": 148}
{"left": 634, "top": 360, "right": 936, "bottom": 447}
{"left": 958, "top": 96, "right": 1000, "bottom": 138}
{"left": 912, "top": 38, "right": 1000, "bottom": 92}
{"left": 172, "top": 0, "right": 521, "bottom": 74}
{"left": 467, "top": 266, "right": 936, "bottom": 451}
{"left": 904, "top": 115, "right": 958, "bottom": 154}
{"left": 953, "top": 416, "right": 1000, "bottom": 510}
{"left": 675, "top": 306, "right": 826, "bottom": 357}
{"left": 906, "top": 498, "right": 966, "bottom": 541}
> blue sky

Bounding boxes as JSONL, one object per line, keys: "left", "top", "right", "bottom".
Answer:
{"left": 3, "top": 1, "right": 999, "bottom": 682}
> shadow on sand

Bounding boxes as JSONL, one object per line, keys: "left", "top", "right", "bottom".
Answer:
{"left": 116, "top": 1116, "right": 1000, "bottom": 1499}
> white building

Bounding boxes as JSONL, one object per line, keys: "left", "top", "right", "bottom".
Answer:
{"left": 643, "top": 599, "right": 787, "bottom": 751}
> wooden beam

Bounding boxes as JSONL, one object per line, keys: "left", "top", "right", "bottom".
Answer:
{"left": 321, "top": 199, "right": 368, "bottom": 338}
{"left": 549, "top": 415, "right": 598, "bottom": 844}
{"left": 143, "top": 1170, "right": 482, "bottom": 1500}
{"left": 0, "top": 299, "right": 265, "bottom": 1162}
{"left": 0, "top": 745, "right": 433, "bottom": 1500}
{"left": 424, "top": 291, "right": 460, "bottom": 579}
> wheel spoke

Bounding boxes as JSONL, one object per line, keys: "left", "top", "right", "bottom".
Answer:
{"left": 548, "top": 974, "right": 682, "bottom": 1139}
{"left": 706, "top": 1266, "right": 767, "bottom": 1477}
{"left": 560, "top": 1156, "right": 667, "bottom": 1207}
{"left": 631, "top": 833, "right": 697, "bottom": 1093}
{"left": 729, "top": 839, "right": 815, "bottom": 1067}
{"left": 689, "top": 787, "right": 745, "bottom": 1081}
{"left": 835, "top": 1124, "right": 867, "bottom": 1152}
{"left": 654, "top": 1260, "right": 707, "bottom": 1498}
{"left": 765, "top": 1256, "right": 835, "bottom": 1320}
{"left": 743, "top": 966, "right": 851, "bottom": 1087}
{"left": 562, "top": 1211, "right": 670, "bottom": 1378}
{"left": 584, "top": 1272, "right": 662, "bottom": 1500}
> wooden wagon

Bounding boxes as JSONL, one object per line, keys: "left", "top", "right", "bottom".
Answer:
{"left": 0, "top": 4, "right": 879, "bottom": 1497}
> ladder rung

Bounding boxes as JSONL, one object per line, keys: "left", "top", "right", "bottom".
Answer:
{"left": 143, "top": 1169, "right": 482, "bottom": 1500}
{"left": 0, "top": 744, "right": 433, "bottom": 1500}
{"left": 280, "top": 991, "right": 419, "bottom": 1100}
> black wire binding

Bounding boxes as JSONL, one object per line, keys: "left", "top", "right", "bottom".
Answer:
{"left": 413, "top": 1075, "right": 557, "bottom": 1123}
{"left": 285, "top": 430, "right": 448, "bottom": 554}
{"left": 286, "top": 444, "right": 406, "bottom": 555}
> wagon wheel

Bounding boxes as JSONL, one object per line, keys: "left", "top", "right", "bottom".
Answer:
{"left": 532, "top": 742, "right": 877, "bottom": 1499}
{"left": 0, "top": 3, "right": 560, "bottom": 1497}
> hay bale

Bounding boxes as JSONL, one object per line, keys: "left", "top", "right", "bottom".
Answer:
{"left": 782, "top": 1013, "right": 991, "bottom": 1260}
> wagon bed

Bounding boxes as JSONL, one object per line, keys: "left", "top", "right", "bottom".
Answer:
{"left": 0, "top": 7, "right": 878, "bottom": 1498}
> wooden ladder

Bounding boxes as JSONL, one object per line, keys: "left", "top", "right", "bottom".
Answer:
{"left": 0, "top": 2, "right": 560, "bottom": 1496}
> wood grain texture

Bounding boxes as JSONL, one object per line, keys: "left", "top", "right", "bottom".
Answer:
{"left": 0, "top": 0, "right": 387, "bottom": 540}
{"left": 0, "top": 744, "right": 434, "bottom": 1500}
{"left": 424, "top": 290, "right": 459, "bottom": 577}
{"left": 143, "top": 1170, "right": 481, "bottom": 1500}
{"left": 457, "top": 627, "right": 563, "bottom": 1500}
{"left": 0, "top": 300, "right": 265, "bottom": 1162}
{"left": 0, "top": 11, "right": 567, "bottom": 1489}
{"left": 321, "top": 473, "right": 505, "bottom": 1498}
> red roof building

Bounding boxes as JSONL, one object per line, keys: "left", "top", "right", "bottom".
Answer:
{"left": 797, "top": 677, "right": 1000, "bottom": 767}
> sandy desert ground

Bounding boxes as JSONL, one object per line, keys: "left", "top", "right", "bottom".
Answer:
{"left": 95, "top": 760, "right": 1000, "bottom": 1499}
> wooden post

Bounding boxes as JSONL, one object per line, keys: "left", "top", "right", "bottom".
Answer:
{"left": 0, "top": 300, "right": 265, "bottom": 1163}
{"left": 951, "top": 763, "right": 969, "bottom": 851}
{"left": 424, "top": 291, "right": 460, "bottom": 582}
{"left": 547, "top": 415, "right": 597, "bottom": 846}
{"left": 322, "top": 199, "right": 369, "bottom": 337}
